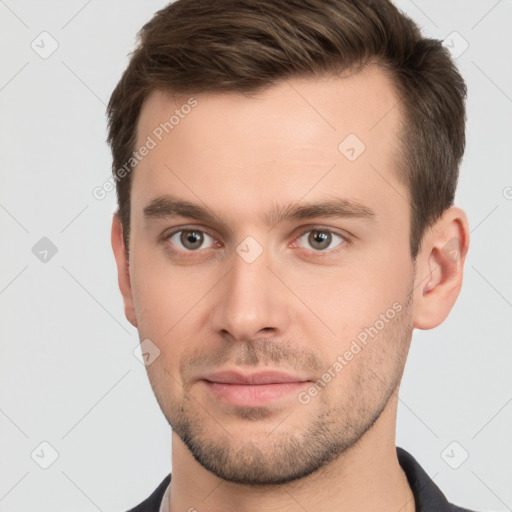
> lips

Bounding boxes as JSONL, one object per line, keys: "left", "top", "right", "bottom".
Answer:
{"left": 204, "top": 370, "right": 308, "bottom": 385}
{"left": 202, "top": 370, "right": 310, "bottom": 407}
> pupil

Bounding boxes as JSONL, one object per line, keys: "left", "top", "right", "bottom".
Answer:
{"left": 309, "top": 230, "right": 331, "bottom": 250}
{"left": 181, "top": 230, "right": 203, "bottom": 249}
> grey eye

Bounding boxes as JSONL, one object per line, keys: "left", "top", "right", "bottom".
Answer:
{"left": 170, "top": 230, "right": 214, "bottom": 251}
{"left": 297, "top": 230, "right": 344, "bottom": 251}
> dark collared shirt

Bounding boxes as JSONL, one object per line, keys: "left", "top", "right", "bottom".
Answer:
{"left": 127, "top": 447, "right": 476, "bottom": 511}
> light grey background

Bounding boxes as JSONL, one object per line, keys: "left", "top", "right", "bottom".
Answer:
{"left": 0, "top": 1, "right": 511, "bottom": 511}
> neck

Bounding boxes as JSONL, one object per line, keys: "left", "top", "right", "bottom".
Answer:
{"left": 168, "top": 394, "right": 414, "bottom": 512}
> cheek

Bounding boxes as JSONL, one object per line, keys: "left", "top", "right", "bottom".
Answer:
{"left": 129, "top": 253, "right": 217, "bottom": 371}
{"left": 295, "top": 252, "right": 413, "bottom": 350}
{"left": 129, "top": 243, "right": 204, "bottom": 328}
{"left": 131, "top": 273, "right": 170, "bottom": 335}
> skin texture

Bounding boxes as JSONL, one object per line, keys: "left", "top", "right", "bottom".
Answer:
{"left": 112, "top": 65, "right": 469, "bottom": 511}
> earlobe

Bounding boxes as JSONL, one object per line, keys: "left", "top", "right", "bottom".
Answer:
{"left": 412, "top": 207, "right": 469, "bottom": 330}
{"left": 111, "top": 213, "right": 138, "bottom": 328}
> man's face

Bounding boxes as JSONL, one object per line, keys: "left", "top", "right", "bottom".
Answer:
{"left": 125, "top": 67, "right": 416, "bottom": 484}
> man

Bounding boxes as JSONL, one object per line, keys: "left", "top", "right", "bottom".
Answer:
{"left": 107, "top": 0, "right": 475, "bottom": 510}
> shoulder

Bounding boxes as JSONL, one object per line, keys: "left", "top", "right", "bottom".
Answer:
{"left": 126, "top": 474, "right": 171, "bottom": 512}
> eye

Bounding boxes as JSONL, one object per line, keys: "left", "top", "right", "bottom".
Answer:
{"left": 295, "top": 228, "right": 345, "bottom": 252}
{"left": 167, "top": 229, "right": 216, "bottom": 251}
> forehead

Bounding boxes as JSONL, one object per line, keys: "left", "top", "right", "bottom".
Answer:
{"left": 132, "top": 66, "right": 406, "bottom": 223}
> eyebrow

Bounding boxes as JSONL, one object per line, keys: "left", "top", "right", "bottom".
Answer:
{"left": 143, "top": 194, "right": 376, "bottom": 227}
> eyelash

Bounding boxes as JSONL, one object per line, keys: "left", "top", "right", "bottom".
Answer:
{"left": 161, "top": 225, "right": 350, "bottom": 259}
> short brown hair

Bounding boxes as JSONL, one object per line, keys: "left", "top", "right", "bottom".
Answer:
{"left": 107, "top": 0, "right": 466, "bottom": 258}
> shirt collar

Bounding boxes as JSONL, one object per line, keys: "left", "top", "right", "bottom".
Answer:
{"left": 397, "top": 447, "right": 454, "bottom": 511}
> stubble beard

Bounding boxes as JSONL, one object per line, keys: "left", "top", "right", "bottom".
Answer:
{"left": 153, "top": 293, "right": 413, "bottom": 486}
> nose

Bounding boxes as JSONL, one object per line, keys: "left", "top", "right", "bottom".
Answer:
{"left": 210, "top": 247, "right": 290, "bottom": 342}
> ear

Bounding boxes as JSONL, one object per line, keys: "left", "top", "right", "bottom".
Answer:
{"left": 111, "top": 213, "right": 138, "bottom": 328}
{"left": 412, "top": 206, "right": 469, "bottom": 330}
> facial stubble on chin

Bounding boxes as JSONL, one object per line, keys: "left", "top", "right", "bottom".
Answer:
{"left": 149, "top": 292, "right": 413, "bottom": 486}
